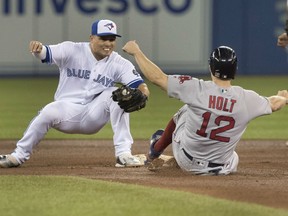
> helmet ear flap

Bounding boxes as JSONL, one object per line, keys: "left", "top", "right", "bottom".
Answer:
{"left": 208, "top": 58, "right": 216, "bottom": 76}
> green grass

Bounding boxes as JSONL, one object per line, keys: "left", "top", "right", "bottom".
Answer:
{"left": 0, "top": 175, "right": 287, "bottom": 216}
{"left": 0, "top": 76, "right": 288, "bottom": 216}
{"left": 0, "top": 76, "right": 287, "bottom": 139}
{"left": 231, "top": 75, "right": 288, "bottom": 139}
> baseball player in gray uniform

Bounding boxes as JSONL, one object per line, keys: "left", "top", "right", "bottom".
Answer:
{"left": 0, "top": 19, "right": 150, "bottom": 168}
{"left": 122, "top": 40, "right": 288, "bottom": 175}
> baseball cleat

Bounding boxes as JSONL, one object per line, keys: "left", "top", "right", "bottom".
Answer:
{"left": 0, "top": 155, "right": 20, "bottom": 168}
{"left": 115, "top": 152, "right": 143, "bottom": 168}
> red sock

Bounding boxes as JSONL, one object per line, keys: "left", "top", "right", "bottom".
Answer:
{"left": 154, "top": 118, "right": 176, "bottom": 152}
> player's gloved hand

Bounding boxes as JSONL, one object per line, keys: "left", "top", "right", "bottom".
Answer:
{"left": 112, "top": 85, "right": 148, "bottom": 113}
{"left": 144, "top": 129, "right": 164, "bottom": 165}
{"left": 145, "top": 148, "right": 163, "bottom": 165}
{"left": 144, "top": 132, "right": 164, "bottom": 165}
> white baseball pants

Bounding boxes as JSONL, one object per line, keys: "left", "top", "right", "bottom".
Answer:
{"left": 11, "top": 88, "right": 133, "bottom": 163}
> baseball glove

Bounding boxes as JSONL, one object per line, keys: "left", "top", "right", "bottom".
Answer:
{"left": 112, "top": 85, "right": 148, "bottom": 112}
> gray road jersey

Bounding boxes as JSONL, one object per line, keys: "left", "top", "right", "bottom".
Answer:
{"left": 168, "top": 75, "right": 272, "bottom": 163}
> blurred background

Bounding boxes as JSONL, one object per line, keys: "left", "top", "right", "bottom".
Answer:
{"left": 0, "top": 0, "right": 287, "bottom": 76}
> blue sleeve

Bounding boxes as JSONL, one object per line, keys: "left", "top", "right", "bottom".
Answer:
{"left": 128, "top": 79, "right": 145, "bottom": 88}
{"left": 41, "top": 46, "right": 52, "bottom": 64}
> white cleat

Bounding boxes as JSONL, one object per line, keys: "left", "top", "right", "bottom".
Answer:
{"left": 0, "top": 155, "right": 20, "bottom": 168}
{"left": 115, "top": 153, "right": 143, "bottom": 168}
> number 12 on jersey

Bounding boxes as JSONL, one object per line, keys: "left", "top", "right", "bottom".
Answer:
{"left": 196, "top": 112, "right": 235, "bottom": 142}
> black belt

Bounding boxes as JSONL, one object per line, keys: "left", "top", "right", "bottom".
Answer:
{"left": 182, "top": 148, "right": 224, "bottom": 168}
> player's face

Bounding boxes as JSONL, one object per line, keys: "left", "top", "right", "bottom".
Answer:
{"left": 90, "top": 35, "right": 116, "bottom": 60}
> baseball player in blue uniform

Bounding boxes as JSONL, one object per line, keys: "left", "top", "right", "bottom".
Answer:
{"left": 122, "top": 40, "right": 288, "bottom": 175}
{"left": 0, "top": 19, "right": 150, "bottom": 168}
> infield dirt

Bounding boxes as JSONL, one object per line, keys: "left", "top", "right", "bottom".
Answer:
{"left": 0, "top": 139, "right": 287, "bottom": 210}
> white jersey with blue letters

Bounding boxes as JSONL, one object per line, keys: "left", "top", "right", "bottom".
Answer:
{"left": 11, "top": 41, "right": 144, "bottom": 163}
{"left": 45, "top": 41, "right": 143, "bottom": 104}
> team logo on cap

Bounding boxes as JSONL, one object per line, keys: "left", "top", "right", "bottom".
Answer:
{"left": 104, "top": 23, "right": 115, "bottom": 30}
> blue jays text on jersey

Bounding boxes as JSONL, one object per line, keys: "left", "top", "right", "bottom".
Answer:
{"left": 66, "top": 68, "right": 115, "bottom": 87}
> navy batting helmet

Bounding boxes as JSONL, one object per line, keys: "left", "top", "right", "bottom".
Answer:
{"left": 209, "top": 46, "right": 237, "bottom": 80}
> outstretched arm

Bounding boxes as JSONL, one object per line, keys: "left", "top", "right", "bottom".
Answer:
{"left": 123, "top": 40, "right": 168, "bottom": 91}
{"left": 268, "top": 90, "right": 288, "bottom": 112}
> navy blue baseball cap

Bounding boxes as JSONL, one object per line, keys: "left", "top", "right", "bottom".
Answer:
{"left": 91, "top": 19, "right": 121, "bottom": 37}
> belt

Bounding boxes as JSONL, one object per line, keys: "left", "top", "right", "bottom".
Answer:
{"left": 182, "top": 148, "right": 224, "bottom": 168}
